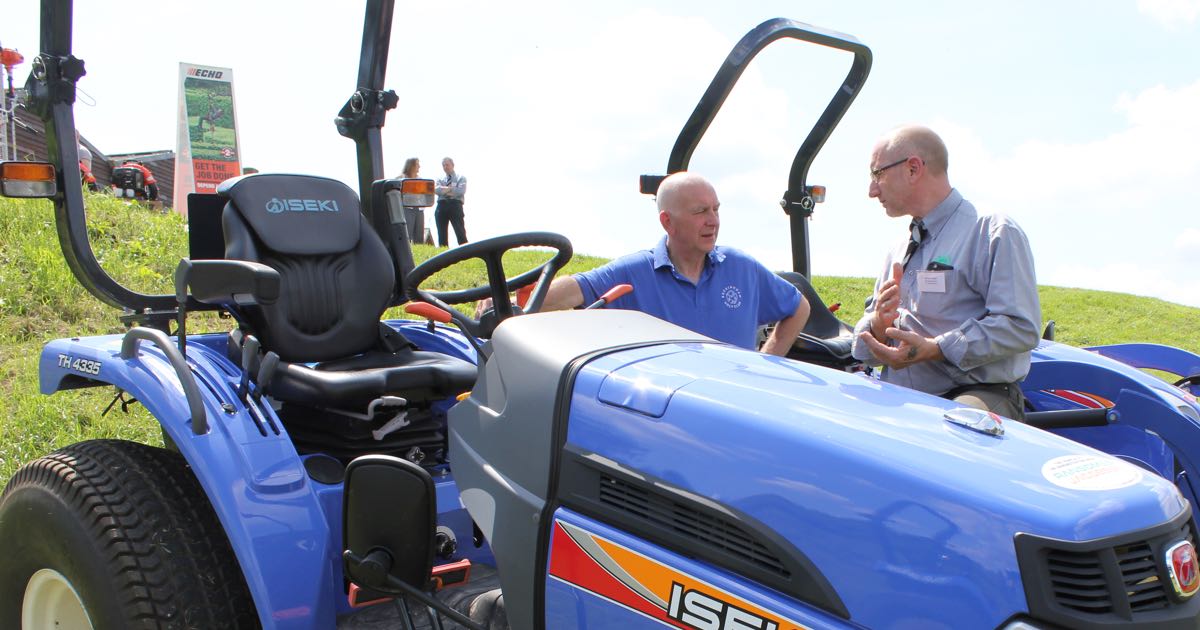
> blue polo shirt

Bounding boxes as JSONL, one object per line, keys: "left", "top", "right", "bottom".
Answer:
{"left": 574, "top": 237, "right": 802, "bottom": 350}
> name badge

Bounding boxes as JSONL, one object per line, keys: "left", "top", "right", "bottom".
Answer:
{"left": 917, "top": 271, "right": 947, "bottom": 293}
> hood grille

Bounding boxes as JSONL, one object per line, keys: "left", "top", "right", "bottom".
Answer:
{"left": 1017, "top": 515, "right": 1199, "bottom": 626}
{"left": 598, "top": 473, "right": 789, "bottom": 578}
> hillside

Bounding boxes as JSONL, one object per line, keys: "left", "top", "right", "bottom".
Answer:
{"left": 2, "top": 194, "right": 1198, "bottom": 483}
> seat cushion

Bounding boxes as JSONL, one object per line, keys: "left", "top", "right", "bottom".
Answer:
{"left": 268, "top": 349, "right": 478, "bottom": 410}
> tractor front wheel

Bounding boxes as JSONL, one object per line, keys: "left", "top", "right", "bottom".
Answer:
{"left": 0, "top": 439, "right": 258, "bottom": 629}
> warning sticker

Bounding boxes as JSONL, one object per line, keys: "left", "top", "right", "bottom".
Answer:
{"left": 1042, "top": 454, "right": 1144, "bottom": 491}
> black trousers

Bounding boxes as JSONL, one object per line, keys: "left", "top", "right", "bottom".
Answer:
{"left": 435, "top": 199, "right": 467, "bottom": 247}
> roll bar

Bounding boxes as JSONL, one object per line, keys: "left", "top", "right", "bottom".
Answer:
{"left": 29, "top": 0, "right": 400, "bottom": 327}
{"left": 641, "top": 18, "right": 872, "bottom": 277}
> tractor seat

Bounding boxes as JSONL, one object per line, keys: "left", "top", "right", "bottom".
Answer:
{"left": 270, "top": 347, "right": 478, "bottom": 411}
{"left": 777, "top": 271, "right": 856, "bottom": 367}
{"left": 209, "top": 174, "right": 476, "bottom": 414}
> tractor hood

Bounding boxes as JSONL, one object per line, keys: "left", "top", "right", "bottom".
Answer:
{"left": 569, "top": 341, "right": 1185, "bottom": 542}
{"left": 452, "top": 309, "right": 1190, "bottom": 628}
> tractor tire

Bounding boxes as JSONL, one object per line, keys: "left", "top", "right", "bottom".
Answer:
{"left": 0, "top": 440, "right": 259, "bottom": 629}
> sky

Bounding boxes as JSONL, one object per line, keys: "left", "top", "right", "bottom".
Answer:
{"left": 5, "top": 0, "right": 1200, "bottom": 307}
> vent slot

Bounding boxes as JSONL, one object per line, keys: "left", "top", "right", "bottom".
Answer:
{"left": 597, "top": 473, "right": 789, "bottom": 578}
{"left": 1017, "top": 514, "right": 1199, "bottom": 628}
{"left": 1046, "top": 549, "right": 1112, "bottom": 613}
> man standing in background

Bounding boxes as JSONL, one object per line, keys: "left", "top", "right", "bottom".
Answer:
{"left": 435, "top": 157, "right": 468, "bottom": 247}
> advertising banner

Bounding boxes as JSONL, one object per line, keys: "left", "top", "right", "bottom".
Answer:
{"left": 173, "top": 63, "right": 241, "bottom": 214}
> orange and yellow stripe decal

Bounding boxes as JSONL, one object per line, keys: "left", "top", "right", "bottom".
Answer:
{"left": 548, "top": 519, "right": 810, "bottom": 630}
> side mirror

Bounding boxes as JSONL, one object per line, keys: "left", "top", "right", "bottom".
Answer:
{"left": 342, "top": 454, "right": 436, "bottom": 593}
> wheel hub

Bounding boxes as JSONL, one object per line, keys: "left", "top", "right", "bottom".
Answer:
{"left": 22, "top": 568, "right": 94, "bottom": 630}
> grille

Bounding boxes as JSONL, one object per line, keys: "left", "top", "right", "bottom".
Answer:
{"left": 1045, "top": 540, "right": 1170, "bottom": 614}
{"left": 1020, "top": 517, "right": 1197, "bottom": 625}
{"left": 597, "top": 473, "right": 790, "bottom": 578}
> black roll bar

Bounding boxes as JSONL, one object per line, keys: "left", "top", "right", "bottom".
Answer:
{"left": 335, "top": 0, "right": 398, "bottom": 229}
{"left": 645, "top": 18, "right": 872, "bottom": 278}
{"left": 30, "top": 0, "right": 403, "bottom": 321}
{"left": 30, "top": 0, "right": 169, "bottom": 315}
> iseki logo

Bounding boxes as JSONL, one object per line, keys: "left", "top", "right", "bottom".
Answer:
{"left": 1167, "top": 540, "right": 1200, "bottom": 598}
{"left": 266, "top": 198, "right": 341, "bottom": 214}
{"left": 667, "top": 582, "right": 781, "bottom": 630}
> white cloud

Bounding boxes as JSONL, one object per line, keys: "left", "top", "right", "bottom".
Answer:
{"left": 1176, "top": 228, "right": 1200, "bottom": 249}
{"left": 1138, "top": 0, "right": 1200, "bottom": 27}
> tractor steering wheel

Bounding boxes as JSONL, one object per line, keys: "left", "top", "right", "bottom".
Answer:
{"left": 404, "top": 232, "right": 573, "bottom": 338}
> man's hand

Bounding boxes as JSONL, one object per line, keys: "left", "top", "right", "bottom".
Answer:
{"left": 857, "top": 326, "right": 943, "bottom": 370}
{"left": 870, "top": 262, "right": 903, "bottom": 341}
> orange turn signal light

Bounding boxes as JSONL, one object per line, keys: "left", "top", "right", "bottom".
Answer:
{"left": 0, "top": 161, "right": 57, "bottom": 198}
{"left": 400, "top": 178, "right": 436, "bottom": 208}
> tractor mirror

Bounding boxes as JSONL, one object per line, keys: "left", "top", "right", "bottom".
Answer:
{"left": 343, "top": 455, "right": 437, "bottom": 592}
{"left": 0, "top": 161, "right": 57, "bottom": 198}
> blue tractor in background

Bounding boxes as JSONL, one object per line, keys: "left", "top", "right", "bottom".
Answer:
{"left": 3, "top": 1, "right": 1200, "bottom": 629}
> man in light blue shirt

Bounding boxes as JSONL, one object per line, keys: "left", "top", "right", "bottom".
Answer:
{"left": 543, "top": 172, "right": 810, "bottom": 356}
{"left": 852, "top": 125, "right": 1041, "bottom": 418}
{"left": 435, "top": 157, "right": 468, "bottom": 246}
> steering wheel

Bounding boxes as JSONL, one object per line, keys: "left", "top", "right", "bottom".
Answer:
{"left": 404, "top": 232, "right": 573, "bottom": 338}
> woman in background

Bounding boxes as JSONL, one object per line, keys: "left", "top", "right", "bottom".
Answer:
{"left": 400, "top": 157, "right": 425, "bottom": 244}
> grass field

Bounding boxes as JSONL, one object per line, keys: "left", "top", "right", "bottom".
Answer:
{"left": 1, "top": 194, "right": 1198, "bottom": 484}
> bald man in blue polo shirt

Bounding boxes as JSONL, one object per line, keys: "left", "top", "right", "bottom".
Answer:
{"left": 543, "top": 172, "right": 810, "bottom": 356}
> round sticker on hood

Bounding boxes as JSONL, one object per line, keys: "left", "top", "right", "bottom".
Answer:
{"left": 1042, "top": 454, "right": 1143, "bottom": 491}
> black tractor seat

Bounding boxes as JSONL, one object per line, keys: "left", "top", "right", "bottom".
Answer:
{"left": 273, "top": 347, "right": 478, "bottom": 410}
{"left": 187, "top": 173, "right": 476, "bottom": 422}
{"left": 777, "top": 271, "right": 858, "bottom": 369}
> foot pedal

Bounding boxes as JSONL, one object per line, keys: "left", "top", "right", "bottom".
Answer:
{"left": 348, "top": 582, "right": 393, "bottom": 608}
{"left": 432, "top": 559, "right": 472, "bottom": 590}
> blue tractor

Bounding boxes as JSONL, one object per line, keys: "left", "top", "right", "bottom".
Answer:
{"left": 3, "top": 1, "right": 1200, "bottom": 629}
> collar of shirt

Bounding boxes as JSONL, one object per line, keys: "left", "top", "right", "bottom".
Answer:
{"left": 650, "top": 236, "right": 726, "bottom": 272}
{"left": 918, "top": 188, "right": 965, "bottom": 242}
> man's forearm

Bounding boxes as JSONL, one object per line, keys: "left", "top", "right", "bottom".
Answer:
{"left": 762, "top": 299, "right": 810, "bottom": 356}
{"left": 542, "top": 276, "right": 584, "bottom": 311}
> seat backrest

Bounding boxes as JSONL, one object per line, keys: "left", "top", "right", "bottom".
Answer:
{"left": 776, "top": 271, "right": 853, "bottom": 339}
{"left": 218, "top": 174, "right": 394, "bottom": 363}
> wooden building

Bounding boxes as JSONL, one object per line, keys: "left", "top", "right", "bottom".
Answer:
{"left": 3, "top": 90, "right": 176, "bottom": 208}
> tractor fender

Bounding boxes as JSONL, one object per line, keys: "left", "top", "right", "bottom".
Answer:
{"left": 39, "top": 332, "right": 338, "bottom": 630}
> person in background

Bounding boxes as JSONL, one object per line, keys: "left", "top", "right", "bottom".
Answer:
{"left": 434, "top": 157, "right": 467, "bottom": 247}
{"left": 79, "top": 159, "right": 97, "bottom": 191}
{"left": 852, "top": 124, "right": 1040, "bottom": 420}
{"left": 400, "top": 157, "right": 425, "bottom": 244}
{"left": 539, "top": 171, "right": 810, "bottom": 356}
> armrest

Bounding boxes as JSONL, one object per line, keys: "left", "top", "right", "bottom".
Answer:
{"left": 175, "top": 258, "right": 281, "bottom": 307}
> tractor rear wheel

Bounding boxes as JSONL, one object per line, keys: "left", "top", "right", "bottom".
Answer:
{"left": 0, "top": 439, "right": 258, "bottom": 629}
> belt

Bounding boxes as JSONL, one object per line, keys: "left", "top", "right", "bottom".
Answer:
{"left": 941, "top": 382, "right": 1018, "bottom": 400}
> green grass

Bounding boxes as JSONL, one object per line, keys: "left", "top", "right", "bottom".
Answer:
{"left": 2, "top": 195, "right": 1198, "bottom": 485}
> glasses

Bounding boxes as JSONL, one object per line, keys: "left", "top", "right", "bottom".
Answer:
{"left": 870, "top": 157, "right": 909, "bottom": 183}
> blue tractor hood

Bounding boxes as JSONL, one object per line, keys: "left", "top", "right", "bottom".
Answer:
{"left": 453, "top": 310, "right": 1191, "bottom": 627}
{"left": 570, "top": 341, "right": 1184, "bottom": 541}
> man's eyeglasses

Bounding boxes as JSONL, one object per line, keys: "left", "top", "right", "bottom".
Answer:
{"left": 870, "top": 157, "right": 909, "bottom": 183}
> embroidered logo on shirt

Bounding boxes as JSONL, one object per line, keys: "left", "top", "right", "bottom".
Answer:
{"left": 721, "top": 285, "right": 742, "bottom": 309}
